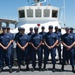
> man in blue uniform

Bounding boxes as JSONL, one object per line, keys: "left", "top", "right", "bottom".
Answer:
{"left": 7, "top": 26, "right": 14, "bottom": 64}
{"left": 0, "top": 26, "right": 7, "bottom": 73}
{"left": 14, "top": 27, "right": 23, "bottom": 72}
{"left": 14, "top": 27, "right": 25, "bottom": 66}
{"left": 27, "top": 27, "right": 34, "bottom": 62}
{"left": 43, "top": 25, "right": 58, "bottom": 72}
{"left": 31, "top": 27, "right": 42, "bottom": 71}
{"left": 54, "top": 26, "right": 62, "bottom": 64}
{"left": 17, "top": 28, "right": 29, "bottom": 72}
{"left": 0, "top": 26, "right": 14, "bottom": 73}
{"left": 61, "top": 27, "right": 75, "bottom": 73}
{"left": 70, "top": 27, "right": 75, "bottom": 66}
{"left": 39, "top": 26, "right": 46, "bottom": 65}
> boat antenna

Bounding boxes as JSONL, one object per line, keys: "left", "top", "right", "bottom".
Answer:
{"left": 63, "top": 0, "right": 66, "bottom": 27}
{"left": 31, "top": 0, "right": 46, "bottom": 6}
{"left": 27, "top": 0, "right": 31, "bottom": 5}
{"left": 47, "top": 0, "right": 51, "bottom": 5}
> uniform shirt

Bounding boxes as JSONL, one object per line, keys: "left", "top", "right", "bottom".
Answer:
{"left": 31, "top": 33, "right": 42, "bottom": 47}
{"left": 0, "top": 33, "right": 14, "bottom": 46}
{"left": 54, "top": 31, "right": 62, "bottom": 43}
{"left": 14, "top": 33, "right": 20, "bottom": 43}
{"left": 39, "top": 32, "right": 46, "bottom": 42}
{"left": 71, "top": 32, "right": 75, "bottom": 48}
{"left": 17, "top": 34, "right": 29, "bottom": 46}
{"left": 7, "top": 33, "right": 14, "bottom": 45}
{"left": 61, "top": 33, "right": 75, "bottom": 47}
{"left": 44, "top": 32, "right": 58, "bottom": 46}
{"left": 27, "top": 33, "right": 34, "bottom": 42}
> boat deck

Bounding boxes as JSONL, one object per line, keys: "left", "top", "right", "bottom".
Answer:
{"left": 0, "top": 62, "right": 75, "bottom": 75}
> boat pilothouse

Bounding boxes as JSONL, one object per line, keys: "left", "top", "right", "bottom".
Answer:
{"left": 18, "top": 6, "right": 59, "bottom": 23}
{"left": 11, "top": 0, "right": 61, "bottom": 33}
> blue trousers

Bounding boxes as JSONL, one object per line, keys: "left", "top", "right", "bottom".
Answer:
{"left": 28, "top": 45, "right": 33, "bottom": 62}
{"left": 44, "top": 47, "right": 56, "bottom": 65}
{"left": 17, "top": 48, "right": 29, "bottom": 66}
{"left": 0, "top": 45, "right": 13, "bottom": 68}
{"left": 31, "top": 47, "right": 42, "bottom": 68}
{"left": 62, "top": 47, "right": 75, "bottom": 66}
{"left": 0, "top": 48, "right": 4, "bottom": 68}
{"left": 4, "top": 45, "right": 14, "bottom": 68}
{"left": 56, "top": 45, "right": 61, "bottom": 62}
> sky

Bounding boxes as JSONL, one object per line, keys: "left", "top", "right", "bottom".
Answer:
{"left": 0, "top": 0, "right": 75, "bottom": 28}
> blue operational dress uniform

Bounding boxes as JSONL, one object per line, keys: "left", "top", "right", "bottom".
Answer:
{"left": 17, "top": 29, "right": 29, "bottom": 68}
{"left": 30, "top": 27, "right": 42, "bottom": 69}
{"left": 14, "top": 27, "right": 24, "bottom": 66}
{"left": 0, "top": 31, "right": 14, "bottom": 69}
{"left": 70, "top": 27, "right": 75, "bottom": 63}
{"left": 39, "top": 26, "right": 46, "bottom": 62}
{"left": 14, "top": 32, "right": 20, "bottom": 60}
{"left": 54, "top": 27, "right": 62, "bottom": 63}
{"left": 0, "top": 33, "right": 5, "bottom": 70}
{"left": 61, "top": 29, "right": 75, "bottom": 71}
{"left": 43, "top": 26, "right": 58, "bottom": 71}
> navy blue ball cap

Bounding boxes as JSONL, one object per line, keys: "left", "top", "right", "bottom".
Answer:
{"left": 34, "top": 27, "right": 38, "bottom": 30}
{"left": 41, "top": 26, "right": 45, "bottom": 29}
{"left": 30, "top": 27, "right": 33, "bottom": 30}
{"left": 18, "top": 27, "right": 22, "bottom": 30}
{"left": 21, "top": 28, "right": 25, "bottom": 31}
{"left": 55, "top": 26, "right": 58, "bottom": 29}
{"left": 70, "top": 27, "right": 74, "bottom": 30}
{"left": 49, "top": 25, "right": 53, "bottom": 29}
{"left": 2, "top": 26, "right": 7, "bottom": 29}
{"left": 65, "top": 27, "right": 69, "bottom": 30}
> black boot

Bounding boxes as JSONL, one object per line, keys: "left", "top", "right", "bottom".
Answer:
{"left": 26, "top": 65, "right": 29, "bottom": 71}
{"left": 9, "top": 68, "right": 12, "bottom": 73}
{"left": 39, "top": 66, "right": 42, "bottom": 71}
{"left": 21, "top": 61, "right": 25, "bottom": 66}
{"left": 43, "top": 64, "right": 46, "bottom": 71}
{"left": 59, "top": 60, "right": 62, "bottom": 64}
{"left": 61, "top": 65, "right": 64, "bottom": 71}
{"left": 52, "top": 65, "right": 55, "bottom": 72}
{"left": 0, "top": 68, "right": 3, "bottom": 73}
{"left": 72, "top": 66, "right": 75, "bottom": 73}
{"left": 17, "top": 66, "right": 21, "bottom": 72}
{"left": 31, "top": 66, "right": 35, "bottom": 72}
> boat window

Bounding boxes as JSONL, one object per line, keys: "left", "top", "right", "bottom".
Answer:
{"left": 19, "top": 10, "right": 25, "bottom": 18}
{"left": 44, "top": 9, "right": 50, "bottom": 17}
{"left": 52, "top": 10, "right": 58, "bottom": 18}
{"left": 27, "top": 9, "right": 33, "bottom": 17}
{"left": 35, "top": 9, "right": 42, "bottom": 17}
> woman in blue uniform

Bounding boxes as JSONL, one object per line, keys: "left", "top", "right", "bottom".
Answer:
{"left": 30, "top": 27, "right": 42, "bottom": 71}
{"left": 61, "top": 27, "right": 75, "bottom": 73}
{"left": 17, "top": 28, "right": 29, "bottom": 72}
{"left": 0, "top": 26, "right": 14, "bottom": 73}
{"left": 43, "top": 25, "right": 58, "bottom": 72}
